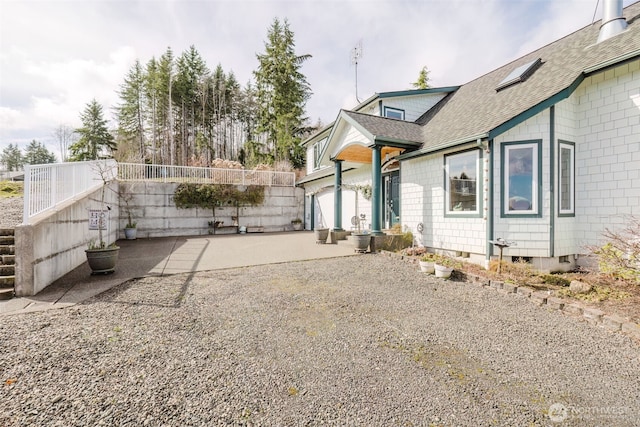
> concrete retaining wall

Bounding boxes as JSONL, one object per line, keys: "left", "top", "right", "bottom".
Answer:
{"left": 117, "top": 182, "right": 305, "bottom": 238}
{"left": 15, "top": 181, "right": 304, "bottom": 296}
{"left": 15, "top": 182, "right": 120, "bottom": 297}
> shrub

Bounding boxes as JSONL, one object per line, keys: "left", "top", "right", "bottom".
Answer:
{"left": 591, "top": 216, "right": 640, "bottom": 285}
{"left": 540, "top": 274, "right": 570, "bottom": 287}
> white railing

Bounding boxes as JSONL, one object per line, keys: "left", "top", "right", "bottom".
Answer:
{"left": 23, "top": 160, "right": 117, "bottom": 224}
{"left": 23, "top": 161, "right": 295, "bottom": 224}
{"left": 117, "top": 163, "right": 296, "bottom": 187}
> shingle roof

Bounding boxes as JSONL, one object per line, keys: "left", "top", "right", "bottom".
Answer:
{"left": 417, "top": 2, "right": 640, "bottom": 151}
{"left": 341, "top": 110, "right": 423, "bottom": 145}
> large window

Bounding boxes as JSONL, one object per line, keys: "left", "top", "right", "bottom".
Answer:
{"left": 502, "top": 141, "right": 541, "bottom": 216}
{"left": 445, "top": 149, "right": 480, "bottom": 215}
{"left": 558, "top": 141, "right": 575, "bottom": 216}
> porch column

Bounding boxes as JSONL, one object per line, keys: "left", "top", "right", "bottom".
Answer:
{"left": 371, "top": 146, "right": 383, "bottom": 235}
{"left": 333, "top": 160, "right": 343, "bottom": 231}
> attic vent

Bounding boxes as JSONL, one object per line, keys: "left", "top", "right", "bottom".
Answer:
{"left": 496, "top": 58, "right": 542, "bottom": 91}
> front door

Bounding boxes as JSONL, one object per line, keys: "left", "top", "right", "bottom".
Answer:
{"left": 384, "top": 171, "right": 400, "bottom": 229}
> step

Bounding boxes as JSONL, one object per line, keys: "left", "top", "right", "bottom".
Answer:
{"left": 0, "top": 228, "right": 15, "bottom": 237}
{"left": 0, "top": 265, "right": 14, "bottom": 276}
{"left": 1, "top": 255, "right": 15, "bottom": 265}
{"left": 0, "top": 236, "right": 15, "bottom": 245}
{"left": 0, "top": 287, "right": 14, "bottom": 301}
{"left": 0, "top": 275, "right": 15, "bottom": 287}
{"left": 0, "top": 245, "right": 15, "bottom": 255}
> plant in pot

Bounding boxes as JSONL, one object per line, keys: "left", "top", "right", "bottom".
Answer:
{"left": 419, "top": 253, "right": 437, "bottom": 274}
{"left": 343, "top": 183, "right": 372, "bottom": 253}
{"left": 314, "top": 225, "right": 330, "bottom": 244}
{"left": 119, "top": 184, "right": 137, "bottom": 240}
{"left": 86, "top": 160, "right": 120, "bottom": 274}
{"left": 433, "top": 255, "right": 458, "bottom": 279}
{"left": 351, "top": 213, "right": 370, "bottom": 253}
{"left": 291, "top": 218, "right": 303, "bottom": 231}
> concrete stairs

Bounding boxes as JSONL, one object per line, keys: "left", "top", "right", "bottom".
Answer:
{"left": 0, "top": 228, "right": 15, "bottom": 300}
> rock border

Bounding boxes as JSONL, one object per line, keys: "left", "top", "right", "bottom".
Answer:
{"left": 380, "top": 251, "right": 640, "bottom": 343}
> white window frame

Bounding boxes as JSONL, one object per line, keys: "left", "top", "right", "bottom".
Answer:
{"left": 558, "top": 141, "right": 575, "bottom": 216}
{"left": 502, "top": 141, "right": 540, "bottom": 216}
{"left": 444, "top": 149, "right": 480, "bottom": 216}
{"left": 383, "top": 106, "right": 405, "bottom": 120}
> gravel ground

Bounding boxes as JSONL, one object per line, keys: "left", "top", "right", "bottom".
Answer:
{"left": 0, "top": 196, "right": 23, "bottom": 228}
{"left": 1, "top": 256, "right": 639, "bottom": 426}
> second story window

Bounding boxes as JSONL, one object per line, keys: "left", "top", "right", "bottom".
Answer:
{"left": 383, "top": 106, "right": 405, "bottom": 120}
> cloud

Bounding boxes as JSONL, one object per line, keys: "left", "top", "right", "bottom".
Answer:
{"left": 1, "top": 0, "right": 634, "bottom": 151}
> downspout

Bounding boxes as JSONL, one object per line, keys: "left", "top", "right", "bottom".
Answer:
{"left": 485, "top": 139, "right": 494, "bottom": 270}
{"left": 549, "top": 106, "right": 555, "bottom": 258}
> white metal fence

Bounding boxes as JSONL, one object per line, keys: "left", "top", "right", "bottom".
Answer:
{"left": 22, "top": 161, "right": 296, "bottom": 224}
{"left": 23, "top": 160, "right": 117, "bottom": 224}
{"left": 117, "top": 163, "right": 296, "bottom": 187}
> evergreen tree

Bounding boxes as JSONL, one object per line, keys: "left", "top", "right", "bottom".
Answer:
{"left": 23, "top": 140, "right": 56, "bottom": 164}
{"left": 173, "top": 45, "right": 209, "bottom": 164}
{"left": 115, "top": 60, "right": 146, "bottom": 161}
{"left": 412, "top": 66, "right": 431, "bottom": 89}
{"left": 0, "top": 143, "right": 23, "bottom": 171}
{"left": 254, "top": 18, "right": 311, "bottom": 168}
{"left": 69, "top": 99, "right": 116, "bottom": 161}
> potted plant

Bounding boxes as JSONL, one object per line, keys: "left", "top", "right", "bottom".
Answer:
{"left": 85, "top": 160, "right": 120, "bottom": 274}
{"left": 291, "top": 218, "right": 303, "bottom": 231}
{"left": 314, "top": 226, "right": 330, "bottom": 244}
{"left": 419, "top": 253, "right": 437, "bottom": 273}
{"left": 351, "top": 213, "right": 370, "bottom": 253}
{"left": 434, "top": 255, "right": 457, "bottom": 279}
{"left": 119, "top": 183, "right": 137, "bottom": 240}
{"left": 124, "top": 219, "right": 137, "bottom": 240}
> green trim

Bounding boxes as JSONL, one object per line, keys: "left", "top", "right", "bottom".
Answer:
{"left": 371, "top": 137, "right": 421, "bottom": 148}
{"left": 557, "top": 140, "right": 576, "bottom": 218}
{"left": 549, "top": 106, "right": 555, "bottom": 258}
{"left": 333, "top": 160, "right": 343, "bottom": 231}
{"left": 398, "top": 134, "right": 488, "bottom": 160}
{"left": 371, "top": 146, "right": 383, "bottom": 235}
{"left": 310, "top": 194, "right": 316, "bottom": 230}
{"left": 489, "top": 77, "right": 584, "bottom": 141}
{"left": 486, "top": 140, "right": 494, "bottom": 261}
{"left": 443, "top": 148, "right": 483, "bottom": 218}
{"left": 500, "top": 139, "right": 543, "bottom": 218}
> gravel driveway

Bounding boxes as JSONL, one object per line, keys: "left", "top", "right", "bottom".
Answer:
{"left": 2, "top": 255, "right": 639, "bottom": 426}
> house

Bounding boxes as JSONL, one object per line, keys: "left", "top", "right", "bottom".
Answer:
{"left": 298, "top": 0, "right": 640, "bottom": 271}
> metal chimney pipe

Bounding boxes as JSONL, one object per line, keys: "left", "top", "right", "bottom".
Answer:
{"left": 597, "top": 0, "right": 628, "bottom": 43}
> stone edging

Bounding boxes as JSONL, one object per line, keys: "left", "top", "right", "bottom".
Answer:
{"left": 379, "top": 251, "right": 640, "bottom": 344}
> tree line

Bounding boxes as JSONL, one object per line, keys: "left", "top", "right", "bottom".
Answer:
{"left": 70, "top": 17, "right": 314, "bottom": 170}
{"left": 1, "top": 18, "right": 315, "bottom": 172}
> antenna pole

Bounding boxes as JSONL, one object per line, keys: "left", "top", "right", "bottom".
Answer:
{"left": 351, "top": 41, "right": 363, "bottom": 103}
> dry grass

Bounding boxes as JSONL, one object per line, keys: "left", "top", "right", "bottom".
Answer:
{"left": 0, "top": 181, "right": 23, "bottom": 199}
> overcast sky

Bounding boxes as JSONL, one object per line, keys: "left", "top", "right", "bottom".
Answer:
{"left": 1, "top": 0, "right": 636, "bottom": 160}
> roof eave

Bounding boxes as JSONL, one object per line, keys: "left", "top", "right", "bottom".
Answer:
{"left": 398, "top": 134, "right": 488, "bottom": 160}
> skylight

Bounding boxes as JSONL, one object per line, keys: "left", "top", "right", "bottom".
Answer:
{"left": 496, "top": 58, "right": 542, "bottom": 91}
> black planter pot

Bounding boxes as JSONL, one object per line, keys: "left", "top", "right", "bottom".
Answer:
{"left": 85, "top": 246, "right": 120, "bottom": 274}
